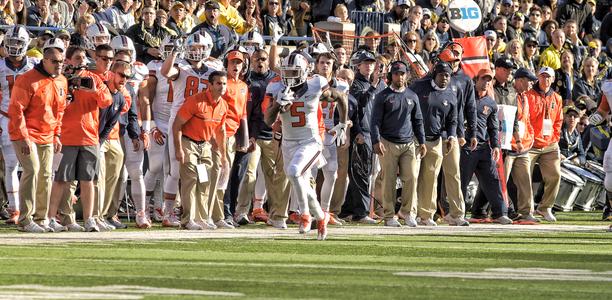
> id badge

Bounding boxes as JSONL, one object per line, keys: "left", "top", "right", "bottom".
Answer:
{"left": 196, "top": 163, "right": 208, "bottom": 183}
{"left": 517, "top": 121, "right": 525, "bottom": 138}
{"left": 52, "top": 153, "right": 63, "bottom": 172}
{"left": 542, "top": 119, "right": 553, "bottom": 137}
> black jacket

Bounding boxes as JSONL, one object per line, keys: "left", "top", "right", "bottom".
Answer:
{"left": 247, "top": 70, "right": 277, "bottom": 140}
{"left": 126, "top": 22, "right": 175, "bottom": 65}
{"left": 190, "top": 21, "right": 236, "bottom": 59}
{"left": 450, "top": 69, "right": 477, "bottom": 140}
{"left": 409, "top": 78, "right": 458, "bottom": 139}
{"left": 557, "top": 0, "right": 594, "bottom": 35}
{"left": 350, "top": 73, "right": 377, "bottom": 139}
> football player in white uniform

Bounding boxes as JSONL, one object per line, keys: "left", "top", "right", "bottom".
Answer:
{"left": 161, "top": 32, "right": 223, "bottom": 229}
{"left": 110, "top": 35, "right": 153, "bottom": 229}
{"left": 144, "top": 36, "right": 179, "bottom": 227}
{"left": 264, "top": 51, "right": 348, "bottom": 240}
{"left": 84, "top": 23, "right": 112, "bottom": 62}
{"left": 0, "top": 25, "right": 39, "bottom": 224}
{"left": 593, "top": 80, "right": 612, "bottom": 205}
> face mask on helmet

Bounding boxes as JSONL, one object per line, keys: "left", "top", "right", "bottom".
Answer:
{"left": 4, "top": 38, "right": 27, "bottom": 57}
{"left": 186, "top": 45, "right": 208, "bottom": 61}
{"left": 93, "top": 35, "right": 110, "bottom": 47}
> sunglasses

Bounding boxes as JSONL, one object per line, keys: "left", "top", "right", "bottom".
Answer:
{"left": 407, "top": 39, "right": 417, "bottom": 43}
{"left": 526, "top": 44, "right": 537, "bottom": 48}
{"left": 116, "top": 72, "right": 133, "bottom": 79}
{"left": 47, "top": 58, "right": 64, "bottom": 65}
{"left": 578, "top": 122, "right": 587, "bottom": 126}
{"left": 255, "top": 57, "right": 268, "bottom": 61}
{"left": 530, "top": 13, "right": 540, "bottom": 17}
{"left": 269, "top": 1, "right": 279, "bottom": 5}
{"left": 98, "top": 56, "right": 114, "bottom": 61}
{"left": 487, "top": 38, "right": 496, "bottom": 42}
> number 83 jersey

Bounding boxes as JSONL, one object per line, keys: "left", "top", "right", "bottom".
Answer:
{"left": 272, "top": 74, "right": 328, "bottom": 141}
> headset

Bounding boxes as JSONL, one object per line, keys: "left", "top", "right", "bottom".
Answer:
{"left": 386, "top": 60, "right": 410, "bottom": 83}
{"left": 223, "top": 45, "right": 250, "bottom": 78}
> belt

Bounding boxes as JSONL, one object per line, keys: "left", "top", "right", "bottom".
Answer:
{"left": 425, "top": 135, "right": 440, "bottom": 142}
{"left": 183, "top": 135, "right": 208, "bottom": 145}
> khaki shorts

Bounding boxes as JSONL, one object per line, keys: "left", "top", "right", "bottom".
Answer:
{"left": 55, "top": 145, "right": 99, "bottom": 181}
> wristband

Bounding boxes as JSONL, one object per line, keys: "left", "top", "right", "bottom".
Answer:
{"left": 142, "top": 120, "right": 151, "bottom": 132}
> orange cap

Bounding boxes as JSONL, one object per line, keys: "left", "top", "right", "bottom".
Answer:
{"left": 227, "top": 51, "right": 245, "bottom": 62}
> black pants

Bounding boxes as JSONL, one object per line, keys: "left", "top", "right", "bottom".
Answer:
{"left": 223, "top": 151, "right": 250, "bottom": 218}
{"left": 339, "top": 140, "right": 372, "bottom": 220}
{"left": 460, "top": 146, "right": 507, "bottom": 219}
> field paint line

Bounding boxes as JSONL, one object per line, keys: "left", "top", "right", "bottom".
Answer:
{"left": 395, "top": 268, "right": 612, "bottom": 282}
{"left": 0, "top": 285, "right": 244, "bottom": 298}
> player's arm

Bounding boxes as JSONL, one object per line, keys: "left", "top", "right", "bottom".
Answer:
{"left": 160, "top": 49, "right": 180, "bottom": 79}
{"left": 147, "top": 74, "right": 158, "bottom": 121}
{"left": 322, "top": 86, "right": 348, "bottom": 124}
{"left": 264, "top": 99, "right": 282, "bottom": 128}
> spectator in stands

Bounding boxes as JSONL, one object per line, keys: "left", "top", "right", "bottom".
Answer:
{"left": 199, "top": 0, "right": 250, "bottom": 35}
{"left": 166, "top": 2, "right": 189, "bottom": 34}
{"left": 404, "top": 31, "right": 427, "bottom": 72}
{"left": 492, "top": 15, "right": 509, "bottom": 42}
{"left": 559, "top": 105, "right": 586, "bottom": 165}
{"left": 0, "top": 0, "right": 16, "bottom": 25}
{"left": 11, "top": 0, "right": 28, "bottom": 25}
{"left": 506, "top": 39, "right": 527, "bottom": 69}
{"left": 507, "top": 12, "right": 525, "bottom": 42}
{"left": 518, "top": 0, "right": 533, "bottom": 15}
{"left": 523, "top": 6, "right": 543, "bottom": 42}
{"left": 97, "top": 0, "right": 136, "bottom": 34}
{"left": 48, "top": 0, "right": 71, "bottom": 28}
{"left": 422, "top": 30, "right": 439, "bottom": 67}
{"left": 333, "top": 44, "right": 349, "bottom": 69}
{"left": 237, "top": 0, "right": 262, "bottom": 31}
{"left": 383, "top": 0, "right": 394, "bottom": 13}
{"left": 485, "top": 30, "right": 505, "bottom": 62}
{"left": 384, "top": 0, "right": 411, "bottom": 37}
{"left": 156, "top": 8, "right": 169, "bottom": 26}
{"left": 261, "top": 0, "right": 288, "bottom": 37}
{"left": 562, "top": 20, "right": 583, "bottom": 70}
{"left": 499, "top": 0, "right": 515, "bottom": 17}
{"left": 327, "top": 3, "right": 349, "bottom": 23}
{"left": 71, "top": 14, "right": 96, "bottom": 48}
{"left": 363, "top": 28, "right": 381, "bottom": 52}
{"left": 539, "top": 28, "right": 564, "bottom": 69}
{"left": 556, "top": 0, "right": 594, "bottom": 38}
{"left": 523, "top": 37, "right": 539, "bottom": 73}
{"left": 27, "top": 30, "right": 54, "bottom": 59}
{"left": 541, "top": 5, "right": 553, "bottom": 22}
{"left": 573, "top": 57, "right": 601, "bottom": 103}
{"left": 384, "top": 38, "right": 401, "bottom": 62}
{"left": 577, "top": 113, "right": 589, "bottom": 135}
{"left": 56, "top": 29, "right": 71, "bottom": 50}
{"left": 27, "top": 0, "right": 51, "bottom": 27}
{"left": 553, "top": 50, "right": 576, "bottom": 105}
{"left": 191, "top": 1, "right": 235, "bottom": 59}
{"left": 539, "top": 19, "right": 558, "bottom": 48}
{"left": 435, "top": 16, "right": 450, "bottom": 44}
{"left": 417, "top": 0, "right": 444, "bottom": 17}
{"left": 127, "top": 5, "right": 176, "bottom": 64}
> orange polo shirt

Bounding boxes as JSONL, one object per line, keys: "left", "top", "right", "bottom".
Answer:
{"left": 225, "top": 78, "right": 249, "bottom": 137}
{"left": 8, "top": 68, "right": 68, "bottom": 144}
{"left": 177, "top": 89, "right": 227, "bottom": 142}
{"left": 526, "top": 87, "right": 563, "bottom": 149}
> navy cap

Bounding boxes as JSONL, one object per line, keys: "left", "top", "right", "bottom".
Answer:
{"left": 514, "top": 68, "right": 537, "bottom": 81}
{"left": 433, "top": 62, "right": 452, "bottom": 75}
{"left": 390, "top": 61, "right": 408, "bottom": 74}
{"left": 494, "top": 57, "right": 515, "bottom": 69}
{"left": 357, "top": 50, "right": 376, "bottom": 63}
{"left": 205, "top": 1, "right": 220, "bottom": 10}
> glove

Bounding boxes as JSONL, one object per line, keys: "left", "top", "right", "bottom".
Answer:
{"left": 276, "top": 87, "right": 294, "bottom": 108}
{"left": 589, "top": 112, "right": 605, "bottom": 126}
{"left": 329, "top": 122, "right": 347, "bottom": 146}
{"left": 270, "top": 22, "right": 284, "bottom": 45}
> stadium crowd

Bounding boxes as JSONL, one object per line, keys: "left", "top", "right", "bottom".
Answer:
{"left": 0, "top": 0, "right": 610, "bottom": 239}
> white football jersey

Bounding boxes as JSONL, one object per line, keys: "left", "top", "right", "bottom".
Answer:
{"left": 0, "top": 57, "right": 39, "bottom": 112}
{"left": 147, "top": 60, "right": 173, "bottom": 124}
{"left": 277, "top": 74, "right": 328, "bottom": 141}
{"left": 602, "top": 80, "right": 612, "bottom": 172}
{"left": 170, "top": 58, "right": 223, "bottom": 114}
{"left": 320, "top": 78, "right": 349, "bottom": 129}
{"left": 127, "top": 61, "right": 149, "bottom": 96}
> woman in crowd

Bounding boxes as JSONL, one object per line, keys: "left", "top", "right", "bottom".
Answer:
{"left": 238, "top": 0, "right": 263, "bottom": 32}
{"left": 261, "top": 0, "right": 288, "bottom": 37}
{"left": 422, "top": 30, "right": 440, "bottom": 67}
{"left": 505, "top": 39, "right": 526, "bottom": 69}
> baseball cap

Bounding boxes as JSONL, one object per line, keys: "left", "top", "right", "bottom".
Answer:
{"left": 171, "top": 1, "right": 185, "bottom": 10}
{"left": 423, "top": 8, "right": 432, "bottom": 18}
{"left": 396, "top": 0, "right": 410, "bottom": 7}
{"left": 390, "top": 61, "right": 408, "bottom": 74}
{"left": 39, "top": 30, "right": 54, "bottom": 38}
{"left": 477, "top": 68, "right": 494, "bottom": 79}
{"left": 484, "top": 30, "right": 497, "bottom": 40}
{"left": 433, "top": 61, "right": 452, "bottom": 75}
{"left": 502, "top": 0, "right": 512, "bottom": 5}
{"left": 514, "top": 68, "right": 537, "bottom": 81}
{"left": 43, "top": 38, "right": 65, "bottom": 52}
{"left": 357, "top": 50, "right": 376, "bottom": 63}
{"left": 575, "top": 95, "right": 597, "bottom": 112}
{"left": 563, "top": 105, "right": 580, "bottom": 115}
{"left": 525, "top": 36, "right": 538, "bottom": 46}
{"left": 205, "top": 0, "right": 220, "bottom": 9}
{"left": 227, "top": 50, "right": 245, "bottom": 62}
{"left": 494, "top": 57, "right": 515, "bottom": 69}
{"left": 56, "top": 29, "right": 70, "bottom": 39}
{"left": 538, "top": 66, "right": 555, "bottom": 77}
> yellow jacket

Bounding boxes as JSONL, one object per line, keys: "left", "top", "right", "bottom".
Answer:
{"left": 198, "top": 0, "right": 249, "bottom": 34}
{"left": 539, "top": 45, "right": 562, "bottom": 70}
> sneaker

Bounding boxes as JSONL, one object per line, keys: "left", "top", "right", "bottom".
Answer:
{"left": 96, "top": 219, "right": 113, "bottom": 231}
{"left": 535, "top": 207, "right": 557, "bottom": 222}
{"left": 0, "top": 207, "right": 9, "bottom": 220}
{"left": 225, "top": 217, "right": 239, "bottom": 227}
{"left": 183, "top": 220, "right": 203, "bottom": 230}
{"left": 328, "top": 213, "right": 344, "bottom": 226}
{"left": 317, "top": 212, "right": 330, "bottom": 241}
{"left": 37, "top": 222, "right": 54, "bottom": 232}
{"left": 404, "top": 215, "right": 418, "bottom": 227}
{"left": 267, "top": 218, "right": 287, "bottom": 229}
{"left": 152, "top": 207, "right": 164, "bottom": 222}
{"left": 48, "top": 219, "right": 66, "bottom": 232}
{"left": 102, "top": 219, "right": 116, "bottom": 230}
{"left": 196, "top": 220, "right": 217, "bottom": 230}
{"left": 515, "top": 214, "right": 540, "bottom": 225}
{"left": 84, "top": 218, "right": 100, "bottom": 232}
{"left": 384, "top": 218, "right": 402, "bottom": 227}
{"left": 444, "top": 215, "right": 470, "bottom": 226}
{"left": 65, "top": 222, "right": 85, "bottom": 232}
{"left": 493, "top": 216, "right": 513, "bottom": 225}
{"left": 234, "top": 213, "right": 251, "bottom": 225}
{"left": 299, "top": 214, "right": 312, "bottom": 234}
{"left": 17, "top": 222, "right": 45, "bottom": 233}
{"left": 288, "top": 212, "right": 301, "bottom": 225}
{"left": 417, "top": 217, "right": 437, "bottom": 226}
{"left": 355, "top": 216, "right": 378, "bottom": 224}
{"left": 251, "top": 208, "right": 269, "bottom": 223}
{"left": 135, "top": 211, "right": 152, "bottom": 229}
{"left": 214, "top": 219, "right": 235, "bottom": 229}
{"left": 107, "top": 216, "right": 127, "bottom": 229}
{"left": 6, "top": 209, "right": 19, "bottom": 225}
{"left": 162, "top": 212, "right": 180, "bottom": 227}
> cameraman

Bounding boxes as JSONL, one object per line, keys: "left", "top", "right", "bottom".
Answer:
{"left": 47, "top": 46, "right": 113, "bottom": 233}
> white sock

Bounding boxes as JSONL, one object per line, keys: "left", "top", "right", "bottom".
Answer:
{"left": 164, "top": 200, "right": 175, "bottom": 215}
{"left": 320, "top": 169, "right": 337, "bottom": 212}
{"left": 253, "top": 198, "right": 264, "bottom": 209}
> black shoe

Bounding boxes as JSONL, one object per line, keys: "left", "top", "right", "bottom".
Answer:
{"left": 107, "top": 216, "right": 128, "bottom": 229}
{"left": 0, "top": 207, "right": 9, "bottom": 220}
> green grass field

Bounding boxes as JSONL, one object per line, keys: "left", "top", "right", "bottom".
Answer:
{"left": 0, "top": 211, "right": 610, "bottom": 299}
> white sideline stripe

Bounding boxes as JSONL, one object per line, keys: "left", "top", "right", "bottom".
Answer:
{"left": 0, "top": 285, "right": 244, "bottom": 299}
{"left": 395, "top": 268, "right": 612, "bottom": 282}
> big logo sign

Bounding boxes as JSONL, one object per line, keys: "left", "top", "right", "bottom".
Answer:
{"left": 447, "top": 0, "right": 483, "bottom": 33}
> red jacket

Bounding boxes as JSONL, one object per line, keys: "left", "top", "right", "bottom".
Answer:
{"left": 525, "top": 87, "right": 563, "bottom": 149}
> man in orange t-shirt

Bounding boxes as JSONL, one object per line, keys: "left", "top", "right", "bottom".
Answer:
{"left": 46, "top": 46, "right": 113, "bottom": 233}
{"left": 8, "top": 39, "right": 68, "bottom": 233}
{"left": 172, "top": 70, "right": 228, "bottom": 230}
{"left": 525, "top": 66, "right": 563, "bottom": 222}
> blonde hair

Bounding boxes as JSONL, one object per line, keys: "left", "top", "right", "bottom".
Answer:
{"left": 76, "top": 14, "right": 95, "bottom": 35}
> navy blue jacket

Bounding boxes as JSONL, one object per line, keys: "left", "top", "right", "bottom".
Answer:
{"left": 119, "top": 84, "right": 140, "bottom": 140}
{"left": 247, "top": 70, "right": 277, "bottom": 141}
{"left": 350, "top": 73, "right": 377, "bottom": 139}
{"left": 409, "top": 78, "right": 457, "bottom": 139}
{"left": 371, "top": 86, "right": 425, "bottom": 145}
{"left": 99, "top": 89, "right": 127, "bottom": 143}
{"left": 468, "top": 94, "right": 500, "bottom": 149}
{"left": 450, "top": 69, "right": 477, "bottom": 140}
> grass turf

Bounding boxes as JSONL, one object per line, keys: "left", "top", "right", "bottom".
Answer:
{"left": 0, "top": 211, "right": 610, "bottom": 299}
